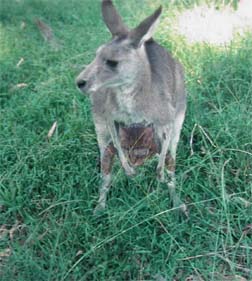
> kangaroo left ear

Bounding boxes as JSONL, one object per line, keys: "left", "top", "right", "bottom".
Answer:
{"left": 129, "top": 6, "right": 162, "bottom": 47}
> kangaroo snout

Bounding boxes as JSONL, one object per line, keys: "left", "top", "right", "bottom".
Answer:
{"left": 76, "top": 78, "right": 87, "bottom": 92}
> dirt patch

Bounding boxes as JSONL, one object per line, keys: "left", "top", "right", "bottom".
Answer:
{"left": 176, "top": 0, "right": 252, "bottom": 45}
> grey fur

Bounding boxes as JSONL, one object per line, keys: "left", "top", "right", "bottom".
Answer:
{"left": 76, "top": 0, "right": 187, "bottom": 214}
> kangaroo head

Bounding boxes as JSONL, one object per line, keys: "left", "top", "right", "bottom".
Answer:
{"left": 76, "top": 0, "right": 162, "bottom": 94}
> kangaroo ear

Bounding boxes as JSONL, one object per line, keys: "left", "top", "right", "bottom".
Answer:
{"left": 101, "top": 0, "right": 129, "bottom": 37}
{"left": 129, "top": 6, "right": 162, "bottom": 47}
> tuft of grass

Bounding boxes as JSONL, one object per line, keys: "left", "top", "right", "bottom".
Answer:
{"left": 0, "top": 0, "right": 252, "bottom": 280}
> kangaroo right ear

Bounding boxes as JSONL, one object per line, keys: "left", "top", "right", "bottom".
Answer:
{"left": 142, "top": 127, "right": 154, "bottom": 145}
{"left": 129, "top": 6, "right": 162, "bottom": 47}
{"left": 101, "top": 0, "right": 129, "bottom": 37}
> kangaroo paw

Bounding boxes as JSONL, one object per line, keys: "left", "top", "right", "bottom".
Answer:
{"left": 93, "top": 202, "right": 106, "bottom": 216}
{"left": 156, "top": 166, "right": 165, "bottom": 182}
{"left": 172, "top": 196, "right": 189, "bottom": 218}
{"left": 122, "top": 161, "right": 135, "bottom": 176}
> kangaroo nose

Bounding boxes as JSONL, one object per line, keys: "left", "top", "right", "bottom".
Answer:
{"left": 76, "top": 79, "right": 87, "bottom": 91}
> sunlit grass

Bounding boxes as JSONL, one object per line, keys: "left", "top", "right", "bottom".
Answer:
{"left": 0, "top": 23, "right": 11, "bottom": 60}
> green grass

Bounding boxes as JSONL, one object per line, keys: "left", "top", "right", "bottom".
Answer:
{"left": 0, "top": 0, "right": 252, "bottom": 280}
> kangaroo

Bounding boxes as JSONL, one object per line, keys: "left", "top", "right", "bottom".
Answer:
{"left": 76, "top": 0, "right": 187, "bottom": 214}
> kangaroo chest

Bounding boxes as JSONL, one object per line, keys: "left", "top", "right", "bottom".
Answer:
{"left": 113, "top": 92, "right": 149, "bottom": 125}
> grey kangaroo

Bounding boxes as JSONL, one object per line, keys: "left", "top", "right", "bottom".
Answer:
{"left": 76, "top": 0, "right": 187, "bottom": 214}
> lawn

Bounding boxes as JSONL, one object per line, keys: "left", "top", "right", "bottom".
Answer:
{"left": 0, "top": 0, "right": 252, "bottom": 280}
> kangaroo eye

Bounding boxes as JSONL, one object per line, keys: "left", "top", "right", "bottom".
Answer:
{"left": 106, "top": 60, "right": 118, "bottom": 68}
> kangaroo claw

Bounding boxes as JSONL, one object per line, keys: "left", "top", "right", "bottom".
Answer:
{"left": 122, "top": 160, "right": 135, "bottom": 176}
{"left": 93, "top": 203, "right": 106, "bottom": 216}
{"left": 156, "top": 166, "right": 165, "bottom": 182}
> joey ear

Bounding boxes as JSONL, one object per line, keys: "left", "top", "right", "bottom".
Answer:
{"left": 118, "top": 127, "right": 128, "bottom": 140}
{"left": 143, "top": 127, "right": 154, "bottom": 144}
{"left": 129, "top": 6, "right": 162, "bottom": 47}
{"left": 101, "top": 0, "right": 129, "bottom": 37}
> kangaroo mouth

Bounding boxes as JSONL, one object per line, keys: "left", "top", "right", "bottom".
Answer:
{"left": 131, "top": 159, "right": 145, "bottom": 167}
